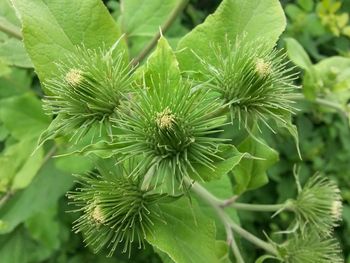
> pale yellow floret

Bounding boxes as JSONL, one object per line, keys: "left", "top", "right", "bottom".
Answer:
{"left": 91, "top": 205, "right": 105, "bottom": 224}
{"left": 331, "top": 200, "right": 342, "bottom": 221}
{"left": 156, "top": 107, "right": 175, "bottom": 129}
{"left": 65, "top": 68, "right": 83, "bottom": 86}
{"left": 255, "top": 58, "right": 271, "bottom": 77}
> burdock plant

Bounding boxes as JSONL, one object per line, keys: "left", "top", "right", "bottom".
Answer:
{"left": 291, "top": 174, "right": 343, "bottom": 236}
{"left": 197, "top": 37, "right": 298, "bottom": 131}
{"left": 39, "top": 43, "right": 133, "bottom": 145}
{"left": 276, "top": 230, "right": 343, "bottom": 263}
{"left": 13, "top": 0, "right": 346, "bottom": 261}
{"left": 114, "top": 79, "right": 228, "bottom": 190}
{"left": 67, "top": 160, "right": 170, "bottom": 257}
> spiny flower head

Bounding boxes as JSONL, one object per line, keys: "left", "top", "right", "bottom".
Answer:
{"left": 292, "top": 175, "right": 342, "bottom": 236}
{"left": 67, "top": 161, "right": 168, "bottom": 257}
{"left": 277, "top": 230, "right": 343, "bottom": 263}
{"left": 113, "top": 79, "right": 228, "bottom": 190}
{"left": 40, "top": 44, "right": 133, "bottom": 145}
{"left": 198, "top": 37, "right": 298, "bottom": 131}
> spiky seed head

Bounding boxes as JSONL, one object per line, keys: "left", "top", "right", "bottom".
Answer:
{"left": 277, "top": 230, "right": 343, "bottom": 263}
{"left": 198, "top": 37, "right": 298, "bottom": 131}
{"left": 113, "top": 80, "right": 228, "bottom": 191}
{"left": 67, "top": 163, "right": 167, "bottom": 257}
{"left": 255, "top": 58, "right": 271, "bottom": 77}
{"left": 65, "top": 68, "right": 83, "bottom": 86}
{"left": 292, "top": 175, "right": 342, "bottom": 236}
{"left": 39, "top": 44, "right": 133, "bottom": 145}
{"left": 156, "top": 107, "right": 175, "bottom": 130}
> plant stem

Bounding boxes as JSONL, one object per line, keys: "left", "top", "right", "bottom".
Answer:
{"left": 0, "top": 191, "right": 13, "bottom": 208}
{"left": 185, "top": 178, "right": 278, "bottom": 258}
{"left": 230, "top": 203, "right": 286, "bottom": 212}
{"left": 314, "top": 98, "right": 348, "bottom": 116}
{"left": 0, "top": 18, "right": 22, "bottom": 40}
{"left": 132, "top": 0, "right": 189, "bottom": 66}
{"left": 227, "top": 217, "right": 277, "bottom": 255}
{"left": 292, "top": 93, "right": 349, "bottom": 118}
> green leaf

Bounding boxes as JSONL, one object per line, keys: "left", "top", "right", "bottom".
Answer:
{"left": 177, "top": 0, "right": 286, "bottom": 73}
{"left": 0, "top": 0, "right": 21, "bottom": 26}
{"left": 0, "top": 93, "right": 50, "bottom": 140}
{"left": 147, "top": 198, "right": 222, "bottom": 263}
{"left": 0, "top": 69, "right": 31, "bottom": 99}
{"left": 215, "top": 240, "right": 231, "bottom": 263}
{"left": 0, "top": 38, "right": 33, "bottom": 68}
{"left": 0, "top": 137, "right": 44, "bottom": 192}
{"left": 301, "top": 56, "right": 350, "bottom": 107}
{"left": 143, "top": 36, "right": 181, "bottom": 88}
{"left": 285, "top": 37, "right": 313, "bottom": 71}
{"left": 10, "top": 140, "right": 44, "bottom": 190}
{"left": 25, "top": 206, "right": 60, "bottom": 251}
{"left": 54, "top": 154, "right": 93, "bottom": 174}
{"left": 0, "top": 160, "right": 74, "bottom": 234}
{"left": 297, "top": 0, "right": 314, "bottom": 12}
{"left": 11, "top": 0, "right": 127, "bottom": 83}
{"left": 232, "top": 136, "right": 279, "bottom": 194}
{"left": 190, "top": 144, "right": 247, "bottom": 182}
{"left": 0, "top": 227, "right": 52, "bottom": 263}
{"left": 121, "top": 0, "right": 186, "bottom": 58}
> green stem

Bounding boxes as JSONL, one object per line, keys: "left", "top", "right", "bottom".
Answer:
{"left": 314, "top": 98, "right": 348, "bottom": 116}
{"left": 230, "top": 203, "right": 287, "bottom": 212}
{"left": 185, "top": 178, "right": 278, "bottom": 258}
{"left": 132, "top": 0, "right": 188, "bottom": 66}
{"left": 0, "top": 191, "right": 13, "bottom": 208}
{"left": 0, "top": 18, "right": 22, "bottom": 40}
{"left": 228, "top": 218, "right": 277, "bottom": 255}
{"left": 292, "top": 93, "right": 349, "bottom": 118}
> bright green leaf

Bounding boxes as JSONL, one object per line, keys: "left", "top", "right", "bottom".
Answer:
{"left": 121, "top": 0, "right": 187, "bottom": 58}
{"left": 11, "top": 0, "right": 127, "bottom": 83}
{"left": 0, "top": 160, "right": 74, "bottom": 234}
{"left": 0, "top": 227, "right": 52, "bottom": 263}
{"left": 0, "top": 137, "right": 44, "bottom": 192}
{"left": 0, "top": 69, "right": 31, "bottom": 99}
{"left": 147, "top": 198, "right": 221, "bottom": 263}
{"left": 177, "top": 0, "right": 286, "bottom": 73}
{"left": 0, "top": 93, "right": 49, "bottom": 140}
{"left": 25, "top": 206, "right": 60, "bottom": 251}
{"left": 0, "top": 38, "right": 33, "bottom": 68}
{"left": 285, "top": 38, "right": 313, "bottom": 71}
{"left": 143, "top": 36, "right": 181, "bottom": 88}
{"left": 297, "top": 0, "right": 314, "bottom": 12}
{"left": 232, "top": 136, "right": 279, "bottom": 194}
{"left": 190, "top": 144, "right": 246, "bottom": 182}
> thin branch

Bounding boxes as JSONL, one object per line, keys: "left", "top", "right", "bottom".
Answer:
{"left": 184, "top": 178, "right": 278, "bottom": 259}
{"left": 229, "top": 202, "right": 288, "bottom": 212}
{"left": 314, "top": 98, "right": 349, "bottom": 118}
{"left": 220, "top": 195, "right": 239, "bottom": 208}
{"left": 0, "top": 191, "right": 13, "bottom": 208}
{"left": 184, "top": 178, "right": 278, "bottom": 262}
{"left": 0, "top": 17, "right": 22, "bottom": 40}
{"left": 292, "top": 93, "right": 349, "bottom": 119}
{"left": 132, "top": 0, "right": 189, "bottom": 66}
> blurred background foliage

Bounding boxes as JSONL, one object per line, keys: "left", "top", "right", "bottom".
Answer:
{"left": 0, "top": 0, "right": 349, "bottom": 262}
